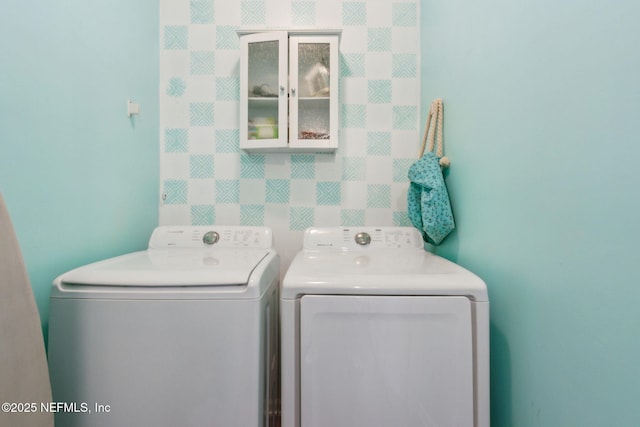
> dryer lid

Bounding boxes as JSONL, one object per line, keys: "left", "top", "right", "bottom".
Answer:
{"left": 281, "top": 227, "right": 487, "bottom": 301}
{"left": 59, "top": 248, "right": 272, "bottom": 287}
{"left": 282, "top": 249, "right": 487, "bottom": 301}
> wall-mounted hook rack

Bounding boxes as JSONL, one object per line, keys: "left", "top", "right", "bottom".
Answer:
{"left": 127, "top": 100, "right": 140, "bottom": 118}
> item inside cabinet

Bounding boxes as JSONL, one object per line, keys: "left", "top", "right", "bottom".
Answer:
{"left": 251, "top": 84, "right": 278, "bottom": 97}
{"left": 304, "top": 58, "right": 330, "bottom": 97}
{"left": 249, "top": 117, "right": 278, "bottom": 139}
{"left": 300, "top": 130, "right": 330, "bottom": 140}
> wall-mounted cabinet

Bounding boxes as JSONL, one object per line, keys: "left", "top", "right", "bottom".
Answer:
{"left": 239, "top": 30, "right": 340, "bottom": 153}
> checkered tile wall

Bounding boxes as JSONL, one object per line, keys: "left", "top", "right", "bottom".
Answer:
{"left": 159, "top": 0, "right": 420, "bottom": 240}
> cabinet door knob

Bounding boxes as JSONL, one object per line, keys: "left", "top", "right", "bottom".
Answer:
{"left": 280, "top": 85, "right": 285, "bottom": 94}
{"left": 291, "top": 88, "right": 296, "bottom": 96}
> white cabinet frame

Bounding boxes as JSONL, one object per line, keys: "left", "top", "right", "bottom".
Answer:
{"left": 239, "top": 30, "right": 340, "bottom": 153}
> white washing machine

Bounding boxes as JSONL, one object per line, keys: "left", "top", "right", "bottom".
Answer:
{"left": 48, "top": 226, "right": 279, "bottom": 427}
{"left": 281, "top": 227, "right": 489, "bottom": 427}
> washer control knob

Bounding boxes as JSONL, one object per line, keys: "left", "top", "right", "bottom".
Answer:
{"left": 354, "top": 232, "right": 371, "bottom": 246}
{"left": 203, "top": 231, "right": 220, "bottom": 245}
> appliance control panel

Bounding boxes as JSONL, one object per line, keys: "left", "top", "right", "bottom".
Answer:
{"left": 148, "top": 226, "right": 273, "bottom": 249}
{"left": 304, "top": 227, "right": 423, "bottom": 250}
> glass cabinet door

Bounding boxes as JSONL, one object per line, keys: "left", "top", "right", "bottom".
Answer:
{"left": 240, "top": 32, "right": 288, "bottom": 150}
{"left": 289, "top": 36, "right": 339, "bottom": 151}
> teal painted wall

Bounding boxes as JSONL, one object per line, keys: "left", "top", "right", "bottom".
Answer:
{"left": 421, "top": 0, "right": 640, "bottom": 425}
{"left": 0, "top": 1, "right": 159, "bottom": 333}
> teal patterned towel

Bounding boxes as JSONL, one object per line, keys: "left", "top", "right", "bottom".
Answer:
{"left": 407, "top": 151, "right": 455, "bottom": 245}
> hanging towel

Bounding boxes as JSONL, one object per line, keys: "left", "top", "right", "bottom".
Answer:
{"left": 407, "top": 99, "right": 455, "bottom": 245}
{"left": 0, "top": 194, "right": 53, "bottom": 427}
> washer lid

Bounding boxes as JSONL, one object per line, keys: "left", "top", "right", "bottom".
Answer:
{"left": 59, "top": 248, "right": 271, "bottom": 287}
{"left": 281, "top": 249, "right": 488, "bottom": 301}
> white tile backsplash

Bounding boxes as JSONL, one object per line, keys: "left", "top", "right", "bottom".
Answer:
{"left": 160, "top": 0, "right": 420, "bottom": 269}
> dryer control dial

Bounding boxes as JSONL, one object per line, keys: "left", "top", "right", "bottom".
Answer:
{"left": 354, "top": 232, "right": 372, "bottom": 246}
{"left": 202, "top": 231, "right": 220, "bottom": 245}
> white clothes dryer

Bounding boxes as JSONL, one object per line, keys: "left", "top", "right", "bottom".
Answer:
{"left": 281, "top": 227, "right": 489, "bottom": 427}
{"left": 48, "top": 226, "right": 279, "bottom": 427}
